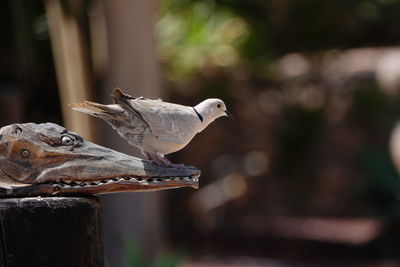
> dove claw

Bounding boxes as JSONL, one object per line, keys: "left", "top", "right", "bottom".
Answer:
{"left": 150, "top": 157, "right": 186, "bottom": 168}
{"left": 146, "top": 160, "right": 185, "bottom": 168}
{"left": 162, "top": 163, "right": 185, "bottom": 168}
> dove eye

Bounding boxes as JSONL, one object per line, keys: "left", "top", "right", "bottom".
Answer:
{"left": 61, "top": 135, "right": 74, "bottom": 146}
{"left": 217, "top": 104, "right": 222, "bottom": 108}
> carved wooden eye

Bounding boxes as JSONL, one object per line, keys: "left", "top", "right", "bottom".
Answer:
{"left": 21, "top": 149, "right": 30, "bottom": 158}
{"left": 61, "top": 136, "right": 74, "bottom": 146}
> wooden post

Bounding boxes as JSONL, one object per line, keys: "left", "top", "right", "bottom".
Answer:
{"left": 0, "top": 197, "right": 104, "bottom": 266}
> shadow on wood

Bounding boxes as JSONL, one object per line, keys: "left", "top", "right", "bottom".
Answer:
{"left": 0, "top": 196, "right": 103, "bottom": 267}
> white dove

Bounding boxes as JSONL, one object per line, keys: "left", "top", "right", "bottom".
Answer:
{"left": 70, "top": 88, "right": 231, "bottom": 167}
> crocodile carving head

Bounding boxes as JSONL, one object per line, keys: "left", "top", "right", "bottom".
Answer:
{"left": 0, "top": 123, "right": 200, "bottom": 196}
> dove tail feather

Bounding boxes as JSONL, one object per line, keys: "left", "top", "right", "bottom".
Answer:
{"left": 69, "top": 101, "right": 117, "bottom": 118}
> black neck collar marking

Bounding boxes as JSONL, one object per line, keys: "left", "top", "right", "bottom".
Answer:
{"left": 193, "top": 107, "right": 203, "bottom": 122}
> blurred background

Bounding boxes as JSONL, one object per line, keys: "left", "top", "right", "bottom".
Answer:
{"left": 2, "top": 0, "right": 400, "bottom": 266}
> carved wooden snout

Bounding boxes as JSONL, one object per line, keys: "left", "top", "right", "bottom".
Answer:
{"left": 0, "top": 123, "right": 200, "bottom": 196}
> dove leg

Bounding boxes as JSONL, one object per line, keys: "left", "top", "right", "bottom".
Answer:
{"left": 142, "top": 151, "right": 158, "bottom": 164}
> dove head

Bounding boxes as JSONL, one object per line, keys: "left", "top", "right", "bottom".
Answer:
{"left": 195, "top": 98, "right": 231, "bottom": 128}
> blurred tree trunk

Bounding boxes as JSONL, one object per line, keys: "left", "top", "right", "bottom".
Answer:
{"left": 45, "top": 0, "right": 95, "bottom": 140}
{"left": 99, "top": 0, "right": 164, "bottom": 266}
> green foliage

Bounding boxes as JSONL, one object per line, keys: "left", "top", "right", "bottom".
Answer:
{"left": 158, "top": 0, "right": 249, "bottom": 79}
{"left": 123, "top": 240, "right": 184, "bottom": 267}
{"left": 158, "top": 0, "right": 400, "bottom": 81}
{"left": 125, "top": 241, "right": 146, "bottom": 267}
{"left": 153, "top": 251, "right": 185, "bottom": 267}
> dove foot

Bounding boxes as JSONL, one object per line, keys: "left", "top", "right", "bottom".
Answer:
{"left": 155, "top": 156, "right": 185, "bottom": 168}
{"left": 148, "top": 160, "right": 185, "bottom": 168}
{"left": 142, "top": 151, "right": 185, "bottom": 168}
{"left": 166, "top": 163, "right": 186, "bottom": 168}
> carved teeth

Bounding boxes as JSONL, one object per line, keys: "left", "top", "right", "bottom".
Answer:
{"left": 52, "top": 175, "right": 199, "bottom": 188}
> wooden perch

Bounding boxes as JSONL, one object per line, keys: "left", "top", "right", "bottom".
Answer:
{"left": 0, "top": 122, "right": 200, "bottom": 196}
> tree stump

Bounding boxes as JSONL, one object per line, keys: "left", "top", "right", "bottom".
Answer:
{"left": 0, "top": 196, "right": 104, "bottom": 267}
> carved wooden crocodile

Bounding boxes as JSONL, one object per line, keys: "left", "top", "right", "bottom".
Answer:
{"left": 0, "top": 123, "right": 200, "bottom": 196}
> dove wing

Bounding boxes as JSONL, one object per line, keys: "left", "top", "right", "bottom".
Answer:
{"left": 126, "top": 99, "right": 199, "bottom": 144}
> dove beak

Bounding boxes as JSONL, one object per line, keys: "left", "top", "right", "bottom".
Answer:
{"left": 225, "top": 110, "right": 233, "bottom": 119}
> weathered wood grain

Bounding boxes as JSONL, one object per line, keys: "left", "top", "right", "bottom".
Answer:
{"left": 0, "top": 196, "right": 103, "bottom": 267}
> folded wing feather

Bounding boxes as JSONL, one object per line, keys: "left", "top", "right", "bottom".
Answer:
{"left": 125, "top": 98, "right": 200, "bottom": 145}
